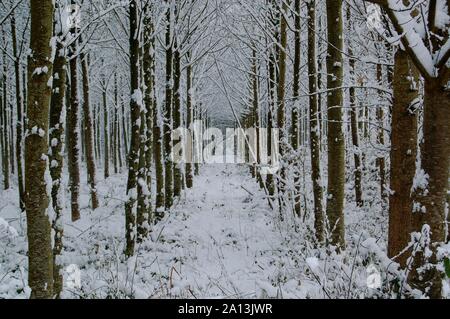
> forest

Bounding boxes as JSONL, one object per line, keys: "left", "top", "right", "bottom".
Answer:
{"left": 0, "top": 0, "right": 449, "bottom": 300}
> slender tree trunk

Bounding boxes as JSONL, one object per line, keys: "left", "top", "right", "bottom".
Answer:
{"left": 388, "top": 49, "right": 419, "bottom": 268}
{"left": 1, "top": 32, "right": 9, "bottom": 190}
{"left": 49, "top": 19, "right": 67, "bottom": 296}
{"left": 325, "top": 0, "right": 345, "bottom": 249}
{"left": 0, "top": 74, "right": 4, "bottom": 190}
{"left": 143, "top": 10, "right": 155, "bottom": 225}
{"left": 113, "top": 74, "right": 119, "bottom": 174}
{"left": 347, "top": 5, "right": 363, "bottom": 207}
{"left": 80, "top": 52, "right": 99, "bottom": 210}
{"left": 276, "top": 0, "right": 288, "bottom": 212}
{"left": 173, "top": 40, "right": 182, "bottom": 198}
{"left": 291, "top": 0, "right": 301, "bottom": 215}
{"left": 194, "top": 104, "right": 200, "bottom": 176}
{"left": 9, "top": 99, "right": 14, "bottom": 175}
{"left": 136, "top": 103, "right": 149, "bottom": 242}
{"left": 164, "top": 1, "right": 174, "bottom": 210}
{"left": 154, "top": 99, "right": 165, "bottom": 220}
{"left": 103, "top": 86, "right": 110, "bottom": 180}
{"left": 25, "top": 0, "right": 54, "bottom": 298}
{"left": 376, "top": 63, "right": 387, "bottom": 202}
{"left": 121, "top": 94, "right": 129, "bottom": 159}
{"left": 307, "top": 0, "right": 324, "bottom": 242}
{"left": 153, "top": 65, "right": 165, "bottom": 218}
{"left": 251, "top": 49, "right": 263, "bottom": 189}
{"left": 94, "top": 103, "right": 100, "bottom": 162}
{"left": 68, "top": 22, "right": 81, "bottom": 222}
{"left": 116, "top": 98, "right": 123, "bottom": 169}
{"left": 266, "top": 49, "right": 276, "bottom": 198}
{"left": 136, "top": 25, "right": 150, "bottom": 242}
{"left": 11, "top": 12, "right": 25, "bottom": 211}
{"left": 185, "top": 56, "right": 194, "bottom": 189}
{"left": 124, "top": 0, "right": 140, "bottom": 258}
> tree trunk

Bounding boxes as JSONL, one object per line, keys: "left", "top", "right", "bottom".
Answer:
{"left": 25, "top": 0, "right": 54, "bottom": 298}
{"left": 266, "top": 48, "right": 276, "bottom": 199}
{"left": 124, "top": 0, "right": 140, "bottom": 258}
{"left": 325, "top": 0, "right": 345, "bottom": 249}
{"left": 251, "top": 49, "right": 263, "bottom": 189}
{"left": 307, "top": 0, "right": 324, "bottom": 243}
{"left": 143, "top": 10, "right": 155, "bottom": 224}
{"left": 1, "top": 33, "right": 9, "bottom": 190}
{"left": 173, "top": 40, "right": 182, "bottom": 198}
{"left": 185, "top": 56, "right": 194, "bottom": 189}
{"left": 0, "top": 74, "right": 4, "bottom": 190}
{"left": 11, "top": 12, "right": 25, "bottom": 211}
{"left": 103, "top": 86, "right": 110, "bottom": 180}
{"left": 49, "top": 22, "right": 67, "bottom": 297}
{"left": 136, "top": 105, "right": 149, "bottom": 242}
{"left": 347, "top": 4, "right": 363, "bottom": 207}
{"left": 291, "top": 0, "right": 302, "bottom": 215}
{"left": 388, "top": 49, "right": 419, "bottom": 268}
{"left": 80, "top": 52, "right": 99, "bottom": 210}
{"left": 113, "top": 74, "right": 119, "bottom": 174}
{"left": 376, "top": 63, "right": 387, "bottom": 203}
{"left": 121, "top": 93, "right": 129, "bottom": 160}
{"left": 409, "top": 78, "right": 450, "bottom": 298}
{"left": 276, "top": 0, "right": 287, "bottom": 212}
{"left": 164, "top": 1, "right": 174, "bottom": 210}
{"left": 68, "top": 23, "right": 81, "bottom": 222}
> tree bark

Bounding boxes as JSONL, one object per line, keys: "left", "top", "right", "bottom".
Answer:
{"left": 173, "top": 40, "right": 182, "bottom": 198}
{"left": 164, "top": 1, "right": 174, "bottom": 210}
{"left": 307, "top": 0, "right": 324, "bottom": 243}
{"left": 10, "top": 11, "right": 25, "bottom": 211}
{"left": 185, "top": 55, "right": 194, "bottom": 189}
{"left": 376, "top": 63, "right": 387, "bottom": 202}
{"left": 124, "top": 0, "right": 141, "bottom": 258}
{"left": 276, "top": 0, "right": 288, "bottom": 212}
{"left": 143, "top": 10, "right": 155, "bottom": 226}
{"left": 388, "top": 49, "right": 419, "bottom": 268}
{"left": 325, "top": 0, "right": 345, "bottom": 249}
{"left": 1, "top": 31, "right": 9, "bottom": 190}
{"left": 291, "top": 0, "right": 302, "bottom": 216}
{"left": 80, "top": 52, "right": 99, "bottom": 210}
{"left": 113, "top": 73, "right": 119, "bottom": 174}
{"left": 49, "top": 16, "right": 67, "bottom": 296}
{"left": 67, "top": 18, "right": 81, "bottom": 222}
{"left": 25, "top": 0, "right": 54, "bottom": 298}
{"left": 347, "top": 4, "right": 363, "bottom": 207}
{"left": 409, "top": 77, "right": 450, "bottom": 298}
{"left": 103, "top": 83, "right": 110, "bottom": 180}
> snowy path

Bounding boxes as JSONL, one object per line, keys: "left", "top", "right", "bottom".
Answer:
{"left": 1, "top": 164, "right": 312, "bottom": 299}
{"left": 149, "top": 164, "right": 284, "bottom": 298}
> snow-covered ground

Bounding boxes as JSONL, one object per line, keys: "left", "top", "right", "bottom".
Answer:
{"left": 1, "top": 164, "right": 448, "bottom": 299}
{"left": 1, "top": 164, "right": 297, "bottom": 298}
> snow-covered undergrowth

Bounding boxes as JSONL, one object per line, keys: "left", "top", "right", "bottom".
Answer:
{"left": 0, "top": 164, "right": 447, "bottom": 299}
